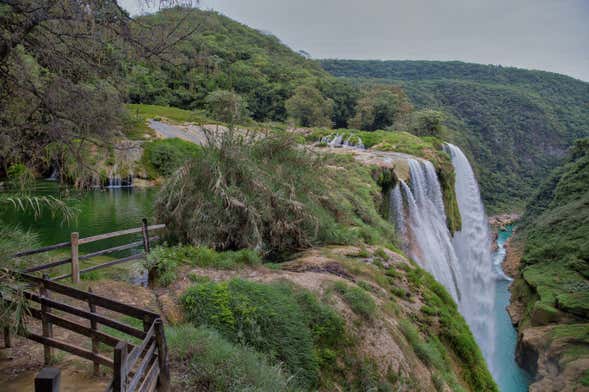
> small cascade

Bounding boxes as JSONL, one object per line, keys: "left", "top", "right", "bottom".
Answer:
{"left": 46, "top": 167, "right": 58, "bottom": 181}
{"left": 320, "top": 133, "right": 365, "bottom": 149}
{"left": 106, "top": 164, "right": 133, "bottom": 189}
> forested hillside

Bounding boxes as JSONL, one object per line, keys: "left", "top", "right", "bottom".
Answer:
{"left": 127, "top": 8, "right": 351, "bottom": 124}
{"left": 320, "top": 60, "right": 589, "bottom": 213}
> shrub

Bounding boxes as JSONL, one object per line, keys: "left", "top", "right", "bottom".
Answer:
{"left": 167, "top": 325, "right": 295, "bottom": 391}
{"left": 181, "top": 279, "right": 321, "bottom": 388}
{"left": 332, "top": 281, "right": 376, "bottom": 320}
{"left": 141, "top": 138, "right": 201, "bottom": 177}
{"left": 156, "top": 131, "right": 395, "bottom": 257}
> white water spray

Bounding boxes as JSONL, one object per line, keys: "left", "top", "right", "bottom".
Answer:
{"left": 445, "top": 143, "right": 496, "bottom": 367}
{"left": 389, "top": 146, "right": 497, "bottom": 374}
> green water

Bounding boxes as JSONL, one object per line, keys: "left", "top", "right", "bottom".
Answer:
{"left": 1, "top": 182, "right": 158, "bottom": 254}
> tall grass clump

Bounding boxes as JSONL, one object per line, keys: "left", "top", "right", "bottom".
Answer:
{"left": 166, "top": 324, "right": 296, "bottom": 391}
{"left": 155, "top": 130, "right": 395, "bottom": 257}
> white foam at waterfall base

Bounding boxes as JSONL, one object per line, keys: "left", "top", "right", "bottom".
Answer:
{"left": 389, "top": 148, "right": 497, "bottom": 378}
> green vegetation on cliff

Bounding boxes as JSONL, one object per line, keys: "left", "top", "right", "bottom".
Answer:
{"left": 320, "top": 60, "right": 589, "bottom": 213}
{"left": 510, "top": 138, "right": 589, "bottom": 387}
{"left": 518, "top": 138, "right": 589, "bottom": 321}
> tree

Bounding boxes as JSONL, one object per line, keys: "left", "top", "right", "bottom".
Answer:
{"left": 409, "top": 109, "right": 446, "bottom": 137}
{"left": 319, "top": 79, "right": 358, "bottom": 128}
{"left": 0, "top": 0, "right": 200, "bottom": 182}
{"left": 285, "top": 85, "right": 333, "bottom": 127}
{"left": 349, "top": 86, "right": 412, "bottom": 131}
{"left": 205, "top": 90, "right": 249, "bottom": 124}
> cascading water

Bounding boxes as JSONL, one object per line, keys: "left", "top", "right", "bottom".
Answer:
{"left": 106, "top": 164, "right": 133, "bottom": 189}
{"left": 445, "top": 143, "right": 496, "bottom": 370}
{"left": 320, "top": 133, "right": 365, "bottom": 149}
{"left": 389, "top": 145, "right": 497, "bottom": 376}
{"left": 391, "top": 159, "right": 462, "bottom": 301}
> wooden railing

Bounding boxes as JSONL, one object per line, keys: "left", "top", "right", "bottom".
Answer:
{"left": 2, "top": 221, "right": 171, "bottom": 391}
{"left": 3, "top": 274, "right": 170, "bottom": 392}
{"left": 13, "top": 219, "right": 165, "bottom": 283}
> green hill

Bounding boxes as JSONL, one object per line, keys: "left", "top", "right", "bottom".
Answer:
{"left": 319, "top": 60, "right": 589, "bottom": 213}
{"left": 128, "top": 8, "right": 336, "bottom": 123}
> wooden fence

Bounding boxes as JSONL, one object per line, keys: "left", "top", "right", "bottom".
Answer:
{"left": 13, "top": 219, "right": 165, "bottom": 283}
{"left": 3, "top": 274, "right": 169, "bottom": 392}
{"left": 2, "top": 220, "right": 170, "bottom": 391}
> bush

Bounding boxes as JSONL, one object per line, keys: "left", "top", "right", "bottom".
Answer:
{"left": 181, "top": 279, "right": 321, "bottom": 388}
{"left": 332, "top": 281, "right": 376, "bottom": 320}
{"left": 141, "top": 138, "right": 201, "bottom": 177}
{"left": 167, "top": 325, "right": 295, "bottom": 391}
{"left": 156, "top": 130, "right": 395, "bottom": 257}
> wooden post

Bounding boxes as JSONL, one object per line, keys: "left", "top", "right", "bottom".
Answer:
{"left": 35, "top": 367, "right": 61, "bottom": 392}
{"left": 113, "top": 341, "right": 128, "bottom": 392}
{"left": 71, "top": 232, "right": 80, "bottom": 284}
{"left": 3, "top": 326, "right": 10, "bottom": 348}
{"left": 154, "top": 318, "right": 170, "bottom": 392}
{"left": 40, "top": 275, "right": 53, "bottom": 365}
{"left": 87, "top": 287, "right": 99, "bottom": 376}
{"left": 141, "top": 218, "right": 151, "bottom": 254}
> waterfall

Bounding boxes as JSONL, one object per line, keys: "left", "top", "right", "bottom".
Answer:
{"left": 445, "top": 143, "right": 496, "bottom": 368}
{"left": 106, "top": 164, "right": 133, "bottom": 189}
{"left": 391, "top": 159, "right": 462, "bottom": 300}
{"left": 320, "top": 133, "right": 365, "bottom": 149}
{"left": 389, "top": 146, "right": 496, "bottom": 374}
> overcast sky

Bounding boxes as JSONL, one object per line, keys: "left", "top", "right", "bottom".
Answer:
{"left": 120, "top": 0, "right": 589, "bottom": 81}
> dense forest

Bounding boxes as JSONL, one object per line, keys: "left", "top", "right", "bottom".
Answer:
{"left": 320, "top": 60, "right": 589, "bottom": 213}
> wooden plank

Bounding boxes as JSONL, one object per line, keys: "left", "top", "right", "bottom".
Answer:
{"left": 113, "top": 341, "right": 128, "bottom": 392}
{"left": 39, "top": 278, "right": 53, "bottom": 365}
{"left": 20, "top": 275, "right": 159, "bottom": 321}
{"left": 24, "top": 332, "right": 114, "bottom": 368}
{"left": 13, "top": 241, "right": 70, "bottom": 258}
{"left": 26, "top": 307, "right": 121, "bottom": 347}
{"left": 23, "top": 292, "right": 147, "bottom": 340}
{"left": 137, "top": 360, "right": 159, "bottom": 392}
{"left": 78, "top": 253, "right": 146, "bottom": 275}
{"left": 79, "top": 225, "right": 165, "bottom": 245}
{"left": 127, "top": 343, "right": 156, "bottom": 392}
{"left": 23, "top": 237, "right": 159, "bottom": 274}
{"left": 126, "top": 325, "right": 155, "bottom": 370}
{"left": 24, "top": 257, "right": 71, "bottom": 274}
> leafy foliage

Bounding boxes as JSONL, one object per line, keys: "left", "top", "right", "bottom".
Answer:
{"left": 285, "top": 85, "right": 333, "bottom": 127}
{"left": 205, "top": 90, "right": 249, "bottom": 124}
{"left": 141, "top": 138, "right": 201, "bottom": 177}
{"left": 349, "top": 85, "right": 412, "bottom": 131}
